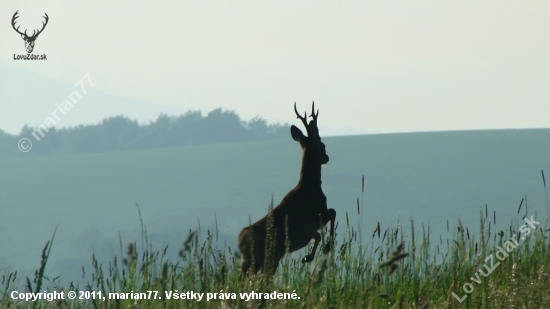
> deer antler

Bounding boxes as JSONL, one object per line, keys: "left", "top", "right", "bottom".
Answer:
{"left": 310, "top": 101, "right": 319, "bottom": 123}
{"left": 294, "top": 102, "right": 309, "bottom": 129}
{"left": 11, "top": 11, "right": 25, "bottom": 36}
{"left": 12, "top": 11, "right": 49, "bottom": 39}
{"left": 31, "top": 13, "right": 49, "bottom": 38}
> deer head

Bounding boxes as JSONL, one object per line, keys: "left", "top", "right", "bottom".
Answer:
{"left": 291, "top": 102, "right": 329, "bottom": 166}
{"left": 12, "top": 11, "right": 49, "bottom": 54}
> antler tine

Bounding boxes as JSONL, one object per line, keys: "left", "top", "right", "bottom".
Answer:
{"left": 310, "top": 101, "right": 319, "bottom": 122}
{"left": 294, "top": 102, "right": 309, "bottom": 128}
{"left": 11, "top": 11, "right": 25, "bottom": 36}
{"left": 33, "top": 13, "right": 49, "bottom": 37}
{"left": 11, "top": 11, "right": 19, "bottom": 23}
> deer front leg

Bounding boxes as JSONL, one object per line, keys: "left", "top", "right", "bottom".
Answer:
{"left": 323, "top": 208, "right": 336, "bottom": 253}
{"left": 301, "top": 232, "right": 320, "bottom": 263}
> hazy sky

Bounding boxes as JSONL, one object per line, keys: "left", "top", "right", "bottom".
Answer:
{"left": 1, "top": 1, "right": 549, "bottom": 135}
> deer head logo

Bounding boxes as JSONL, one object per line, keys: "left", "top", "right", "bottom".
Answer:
{"left": 11, "top": 11, "right": 49, "bottom": 54}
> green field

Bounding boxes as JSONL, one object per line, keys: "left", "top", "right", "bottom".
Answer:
{"left": 1, "top": 129, "right": 550, "bottom": 294}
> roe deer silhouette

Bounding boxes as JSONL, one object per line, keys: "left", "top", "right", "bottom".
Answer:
{"left": 238, "top": 102, "right": 336, "bottom": 275}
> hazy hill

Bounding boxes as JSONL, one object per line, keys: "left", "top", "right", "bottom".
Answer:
{"left": 0, "top": 66, "right": 187, "bottom": 136}
{"left": 1, "top": 128, "right": 550, "bottom": 283}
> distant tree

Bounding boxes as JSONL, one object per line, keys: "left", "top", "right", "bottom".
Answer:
{"left": 247, "top": 116, "right": 269, "bottom": 139}
{"left": 0, "top": 108, "right": 289, "bottom": 160}
{"left": 99, "top": 116, "right": 140, "bottom": 150}
{"left": 202, "top": 108, "right": 250, "bottom": 143}
{"left": 0, "top": 128, "right": 20, "bottom": 159}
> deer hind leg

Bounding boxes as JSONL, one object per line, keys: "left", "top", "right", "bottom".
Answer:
{"left": 301, "top": 232, "right": 321, "bottom": 263}
{"left": 239, "top": 227, "right": 265, "bottom": 275}
{"left": 322, "top": 208, "right": 336, "bottom": 253}
{"left": 238, "top": 228, "right": 252, "bottom": 274}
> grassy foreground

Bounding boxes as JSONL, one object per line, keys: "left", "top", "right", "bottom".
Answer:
{"left": 2, "top": 192, "right": 550, "bottom": 308}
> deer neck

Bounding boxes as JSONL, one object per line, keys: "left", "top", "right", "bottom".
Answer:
{"left": 298, "top": 152, "right": 322, "bottom": 187}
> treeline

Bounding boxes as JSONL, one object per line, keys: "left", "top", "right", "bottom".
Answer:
{"left": 0, "top": 108, "right": 289, "bottom": 160}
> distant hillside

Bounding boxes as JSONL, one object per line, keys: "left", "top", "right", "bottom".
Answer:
{"left": 2, "top": 128, "right": 550, "bottom": 283}
{"left": 0, "top": 109, "right": 289, "bottom": 160}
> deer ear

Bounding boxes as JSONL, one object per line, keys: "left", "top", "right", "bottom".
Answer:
{"left": 291, "top": 125, "right": 306, "bottom": 143}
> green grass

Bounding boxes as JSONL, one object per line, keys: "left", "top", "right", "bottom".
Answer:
{"left": 2, "top": 185, "right": 550, "bottom": 308}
